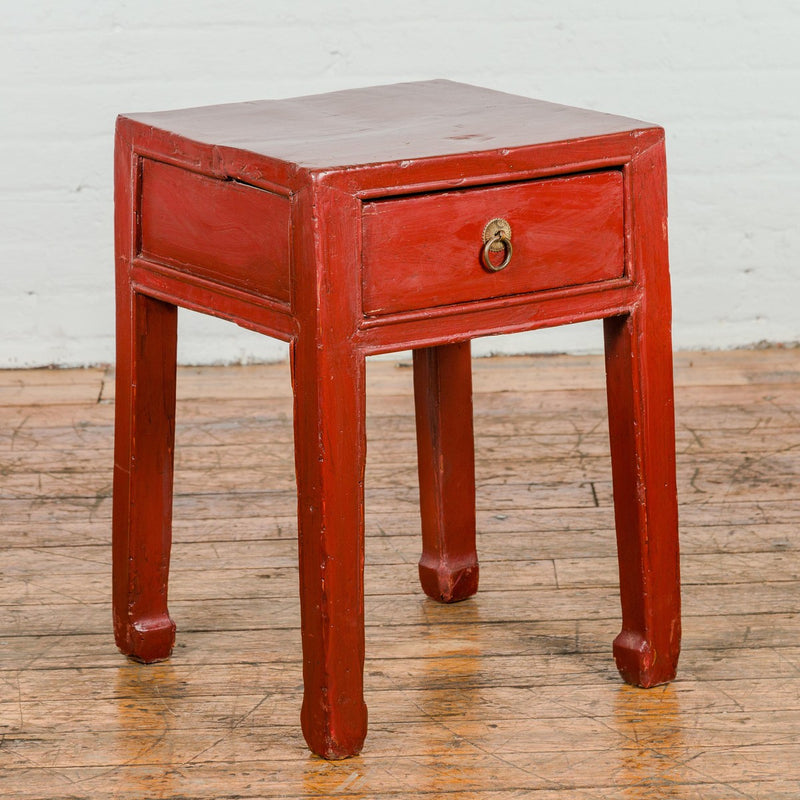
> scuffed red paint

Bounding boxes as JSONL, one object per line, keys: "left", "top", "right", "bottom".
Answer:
{"left": 112, "top": 81, "right": 680, "bottom": 759}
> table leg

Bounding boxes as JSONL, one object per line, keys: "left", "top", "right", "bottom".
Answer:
{"left": 413, "top": 341, "right": 479, "bottom": 603}
{"left": 603, "top": 309, "right": 681, "bottom": 687}
{"left": 112, "top": 290, "right": 178, "bottom": 663}
{"left": 291, "top": 339, "right": 368, "bottom": 759}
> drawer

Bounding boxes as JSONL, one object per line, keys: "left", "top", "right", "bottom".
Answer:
{"left": 139, "top": 160, "right": 291, "bottom": 304}
{"left": 361, "top": 170, "right": 624, "bottom": 316}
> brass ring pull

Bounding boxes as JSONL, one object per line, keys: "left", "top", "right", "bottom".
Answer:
{"left": 481, "top": 218, "right": 513, "bottom": 272}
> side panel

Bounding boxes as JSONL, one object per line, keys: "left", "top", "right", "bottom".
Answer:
{"left": 139, "top": 159, "right": 292, "bottom": 304}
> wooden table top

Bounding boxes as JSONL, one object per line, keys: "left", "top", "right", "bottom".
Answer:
{"left": 122, "top": 79, "right": 658, "bottom": 170}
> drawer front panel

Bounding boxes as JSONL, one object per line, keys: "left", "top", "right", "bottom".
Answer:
{"left": 362, "top": 170, "right": 624, "bottom": 316}
{"left": 139, "top": 160, "right": 291, "bottom": 304}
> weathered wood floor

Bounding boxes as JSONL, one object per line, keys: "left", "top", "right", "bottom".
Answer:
{"left": 1, "top": 347, "right": 799, "bottom": 799}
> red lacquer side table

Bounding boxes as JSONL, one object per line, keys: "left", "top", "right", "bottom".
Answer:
{"left": 112, "top": 80, "right": 680, "bottom": 759}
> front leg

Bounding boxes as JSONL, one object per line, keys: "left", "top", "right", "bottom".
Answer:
{"left": 291, "top": 338, "right": 368, "bottom": 759}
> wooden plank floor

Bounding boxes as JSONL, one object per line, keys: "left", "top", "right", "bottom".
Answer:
{"left": 1, "top": 347, "right": 799, "bottom": 799}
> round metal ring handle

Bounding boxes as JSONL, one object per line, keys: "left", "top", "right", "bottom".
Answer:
{"left": 481, "top": 218, "right": 513, "bottom": 272}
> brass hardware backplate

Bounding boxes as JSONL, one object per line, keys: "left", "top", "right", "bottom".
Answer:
{"left": 482, "top": 218, "right": 512, "bottom": 252}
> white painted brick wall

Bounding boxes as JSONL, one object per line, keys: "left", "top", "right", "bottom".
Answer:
{"left": 2, "top": 0, "right": 798, "bottom": 367}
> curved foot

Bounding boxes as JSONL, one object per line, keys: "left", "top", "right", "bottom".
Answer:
{"left": 301, "top": 698, "right": 368, "bottom": 759}
{"left": 613, "top": 629, "right": 679, "bottom": 688}
{"left": 115, "top": 614, "right": 176, "bottom": 664}
{"left": 419, "top": 557, "right": 479, "bottom": 604}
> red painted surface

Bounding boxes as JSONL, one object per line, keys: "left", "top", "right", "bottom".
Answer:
{"left": 290, "top": 181, "right": 368, "bottom": 759}
{"left": 140, "top": 159, "right": 291, "bottom": 303}
{"left": 362, "top": 170, "right": 623, "bottom": 315}
{"left": 112, "top": 80, "right": 681, "bottom": 759}
{"left": 413, "top": 342, "right": 479, "bottom": 603}
{"left": 603, "top": 139, "right": 681, "bottom": 688}
{"left": 113, "top": 131, "right": 178, "bottom": 663}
